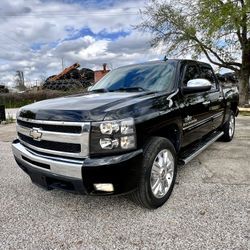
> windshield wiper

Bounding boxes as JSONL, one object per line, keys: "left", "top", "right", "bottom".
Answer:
{"left": 89, "top": 88, "right": 109, "bottom": 93}
{"left": 110, "top": 87, "right": 148, "bottom": 92}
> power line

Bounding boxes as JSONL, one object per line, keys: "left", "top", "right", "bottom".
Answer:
{"left": 0, "top": 13, "right": 138, "bottom": 17}
{"left": 0, "top": 10, "right": 139, "bottom": 17}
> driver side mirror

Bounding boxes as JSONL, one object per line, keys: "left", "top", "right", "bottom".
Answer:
{"left": 182, "top": 79, "right": 212, "bottom": 94}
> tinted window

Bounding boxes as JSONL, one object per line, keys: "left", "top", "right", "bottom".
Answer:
{"left": 91, "top": 62, "right": 176, "bottom": 92}
{"left": 200, "top": 67, "right": 217, "bottom": 89}
{"left": 183, "top": 65, "right": 199, "bottom": 86}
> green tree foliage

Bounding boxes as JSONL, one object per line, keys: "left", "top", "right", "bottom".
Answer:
{"left": 138, "top": 0, "right": 250, "bottom": 105}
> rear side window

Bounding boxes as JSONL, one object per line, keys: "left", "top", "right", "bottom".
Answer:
{"left": 183, "top": 65, "right": 199, "bottom": 86}
{"left": 200, "top": 67, "right": 217, "bottom": 90}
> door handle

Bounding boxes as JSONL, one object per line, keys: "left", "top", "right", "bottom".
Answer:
{"left": 202, "top": 101, "right": 211, "bottom": 105}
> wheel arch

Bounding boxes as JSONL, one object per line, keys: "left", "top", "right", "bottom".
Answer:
{"left": 141, "top": 122, "right": 182, "bottom": 153}
{"left": 230, "top": 102, "right": 238, "bottom": 116}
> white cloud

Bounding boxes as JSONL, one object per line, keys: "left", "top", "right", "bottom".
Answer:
{"left": 0, "top": 0, "right": 165, "bottom": 87}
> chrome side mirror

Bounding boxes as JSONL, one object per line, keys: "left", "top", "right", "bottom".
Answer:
{"left": 187, "top": 78, "right": 212, "bottom": 88}
{"left": 183, "top": 79, "right": 212, "bottom": 94}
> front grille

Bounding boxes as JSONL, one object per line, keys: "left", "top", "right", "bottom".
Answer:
{"left": 17, "top": 119, "right": 82, "bottom": 134}
{"left": 16, "top": 118, "right": 90, "bottom": 158}
{"left": 18, "top": 133, "right": 81, "bottom": 153}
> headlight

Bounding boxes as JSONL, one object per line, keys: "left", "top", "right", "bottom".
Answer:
{"left": 99, "top": 138, "right": 119, "bottom": 149}
{"left": 90, "top": 118, "right": 136, "bottom": 155}
{"left": 100, "top": 122, "right": 119, "bottom": 135}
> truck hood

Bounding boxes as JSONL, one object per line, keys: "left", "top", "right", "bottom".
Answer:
{"left": 18, "top": 91, "right": 169, "bottom": 122}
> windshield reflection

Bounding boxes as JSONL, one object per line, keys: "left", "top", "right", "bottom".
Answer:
{"left": 91, "top": 62, "right": 176, "bottom": 92}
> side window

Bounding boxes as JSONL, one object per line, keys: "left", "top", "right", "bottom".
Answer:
{"left": 200, "top": 67, "right": 217, "bottom": 89}
{"left": 183, "top": 65, "right": 199, "bottom": 86}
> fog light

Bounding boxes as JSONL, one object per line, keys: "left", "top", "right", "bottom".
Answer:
{"left": 120, "top": 136, "right": 135, "bottom": 149}
{"left": 94, "top": 183, "right": 114, "bottom": 192}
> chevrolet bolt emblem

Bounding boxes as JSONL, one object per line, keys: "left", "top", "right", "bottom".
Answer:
{"left": 30, "top": 128, "right": 42, "bottom": 141}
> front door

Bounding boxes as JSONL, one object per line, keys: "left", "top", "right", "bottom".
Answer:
{"left": 179, "top": 63, "right": 213, "bottom": 147}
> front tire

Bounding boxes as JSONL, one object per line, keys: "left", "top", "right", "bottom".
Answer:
{"left": 221, "top": 111, "right": 235, "bottom": 142}
{"left": 131, "top": 137, "right": 177, "bottom": 209}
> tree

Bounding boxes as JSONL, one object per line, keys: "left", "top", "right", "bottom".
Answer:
{"left": 138, "top": 0, "right": 250, "bottom": 105}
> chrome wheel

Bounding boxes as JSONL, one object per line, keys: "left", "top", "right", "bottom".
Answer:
{"left": 229, "top": 115, "right": 235, "bottom": 137}
{"left": 150, "top": 149, "right": 175, "bottom": 199}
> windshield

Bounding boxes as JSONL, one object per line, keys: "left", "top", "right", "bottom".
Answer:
{"left": 90, "top": 62, "right": 176, "bottom": 92}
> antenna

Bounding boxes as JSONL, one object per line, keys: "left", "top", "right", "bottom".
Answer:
{"left": 163, "top": 55, "right": 168, "bottom": 61}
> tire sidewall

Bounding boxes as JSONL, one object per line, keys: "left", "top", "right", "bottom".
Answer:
{"left": 223, "top": 111, "right": 235, "bottom": 141}
{"left": 142, "top": 138, "right": 177, "bottom": 208}
{"left": 228, "top": 112, "right": 235, "bottom": 140}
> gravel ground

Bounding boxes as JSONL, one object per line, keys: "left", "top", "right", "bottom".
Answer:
{"left": 0, "top": 116, "right": 249, "bottom": 250}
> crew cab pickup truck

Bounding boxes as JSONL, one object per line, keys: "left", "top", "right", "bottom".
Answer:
{"left": 12, "top": 59, "right": 239, "bottom": 209}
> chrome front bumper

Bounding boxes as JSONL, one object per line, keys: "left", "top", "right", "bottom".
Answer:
{"left": 12, "top": 140, "right": 83, "bottom": 180}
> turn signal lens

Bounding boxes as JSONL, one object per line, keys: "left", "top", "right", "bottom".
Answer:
{"left": 120, "top": 136, "right": 135, "bottom": 149}
{"left": 121, "top": 118, "right": 135, "bottom": 135}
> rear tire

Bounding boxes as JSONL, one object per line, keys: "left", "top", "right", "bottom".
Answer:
{"left": 221, "top": 111, "right": 235, "bottom": 142}
{"left": 131, "top": 137, "right": 177, "bottom": 209}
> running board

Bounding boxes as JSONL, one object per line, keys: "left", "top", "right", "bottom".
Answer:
{"left": 178, "top": 131, "right": 224, "bottom": 165}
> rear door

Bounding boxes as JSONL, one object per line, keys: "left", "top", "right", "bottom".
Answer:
{"left": 179, "top": 62, "right": 213, "bottom": 147}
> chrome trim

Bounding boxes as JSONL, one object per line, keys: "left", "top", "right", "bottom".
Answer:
{"left": 187, "top": 78, "right": 212, "bottom": 88}
{"left": 183, "top": 116, "right": 211, "bottom": 131}
{"left": 180, "top": 131, "right": 224, "bottom": 164}
{"left": 213, "top": 111, "right": 224, "bottom": 119}
{"left": 183, "top": 111, "right": 224, "bottom": 131}
{"left": 12, "top": 142, "right": 83, "bottom": 179}
{"left": 17, "top": 117, "right": 89, "bottom": 127}
{"left": 16, "top": 118, "right": 90, "bottom": 158}
{"left": 17, "top": 124, "right": 87, "bottom": 144}
{"left": 25, "top": 146, "right": 84, "bottom": 164}
{"left": 18, "top": 139, "right": 86, "bottom": 158}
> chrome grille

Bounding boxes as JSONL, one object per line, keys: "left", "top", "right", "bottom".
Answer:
{"left": 16, "top": 117, "right": 90, "bottom": 158}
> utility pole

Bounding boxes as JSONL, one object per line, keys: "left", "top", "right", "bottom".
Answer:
{"left": 61, "top": 57, "right": 64, "bottom": 71}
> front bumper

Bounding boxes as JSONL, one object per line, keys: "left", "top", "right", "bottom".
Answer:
{"left": 12, "top": 139, "right": 143, "bottom": 195}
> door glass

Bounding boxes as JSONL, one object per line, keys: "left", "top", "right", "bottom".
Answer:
{"left": 183, "top": 65, "right": 200, "bottom": 86}
{"left": 200, "top": 67, "right": 217, "bottom": 90}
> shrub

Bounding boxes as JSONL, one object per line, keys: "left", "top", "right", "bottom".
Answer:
{"left": 0, "top": 89, "right": 86, "bottom": 108}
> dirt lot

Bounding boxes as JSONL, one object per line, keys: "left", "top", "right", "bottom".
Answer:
{"left": 0, "top": 116, "right": 249, "bottom": 249}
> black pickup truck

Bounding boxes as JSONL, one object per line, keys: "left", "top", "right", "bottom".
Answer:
{"left": 12, "top": 59, "right": 239, "bottom": 208}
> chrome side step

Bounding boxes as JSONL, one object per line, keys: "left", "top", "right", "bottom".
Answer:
{"left": 179, "top": 131, "right": 224, "bottom": 165}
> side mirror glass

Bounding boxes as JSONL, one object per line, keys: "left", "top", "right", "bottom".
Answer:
{"left": 183, "top": 79, "right": 212, "bottom": 94}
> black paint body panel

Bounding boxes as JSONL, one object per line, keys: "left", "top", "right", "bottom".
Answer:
{"left": 16, "top": 59, "right": 239, "bottom": 195}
